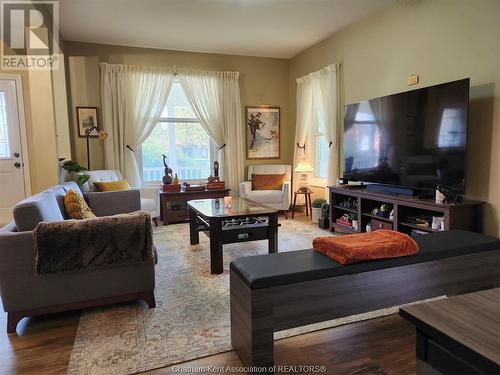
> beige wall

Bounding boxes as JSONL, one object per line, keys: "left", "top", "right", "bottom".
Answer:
{"left": 289, "top": 0, "right": 500, "bottom": 235}
{"left": 63, "top": 42, "right": 291, "bottom": 175}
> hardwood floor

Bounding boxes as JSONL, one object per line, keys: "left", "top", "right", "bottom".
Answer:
{"left": 0, "top": 215, "right": 417, "bottom": 374}
{"left": 147, "top": 315, "right": 416, "bottom": 375}
{"left": 0, "top": 309, "right": 416, "bottom": 375}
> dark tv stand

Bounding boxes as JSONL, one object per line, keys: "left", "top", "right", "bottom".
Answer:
{"left": 366, "top": 184, "right": 414, "bottom": 196}
{"left": 328, "top": 185, "right": 483, "bottom": 234}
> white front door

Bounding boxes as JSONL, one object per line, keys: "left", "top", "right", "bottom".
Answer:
{"left": 0, "top": 78, "right": 27, "bottom": 223}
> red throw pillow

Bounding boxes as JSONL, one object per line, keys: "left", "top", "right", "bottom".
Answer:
{"left": 313, "top": 230, "right": 419, "bottom": 264}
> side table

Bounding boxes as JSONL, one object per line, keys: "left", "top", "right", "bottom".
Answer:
{"left": 291, "top": 189, "right": 313, "bottom": 219}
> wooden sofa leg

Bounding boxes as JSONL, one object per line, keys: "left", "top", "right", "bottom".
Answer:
{"left": 230, "top": 272, "right": 274, "bottom": 369}
{"left": 143, "top": 291, "right": 156, "bottom": 308}
{"left": 284, "top": 210, "right": 288, "bottom": 219}
{"left": 7, "top": 312, "right": 22, "bottom": 334}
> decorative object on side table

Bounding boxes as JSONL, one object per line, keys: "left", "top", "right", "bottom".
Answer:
{"left": 246, "top": 106, "right": 280, "bottom": 159}
{"left": 162, "top": 155, "right": 173, "bottom": 185}
{"left": 162, "top": 154, "right": 181, "bottom": 192}
{"left": 318, "top": 203, "right": 329, "bottom": 229}
{"left": 182, "top": 182, "right": 205, "bottom": 192}
{"left": 207, "top": 160, "right": 226, "bottom": 190}
{"left": 311, "top": 198, "right": 327, "bottom": 224}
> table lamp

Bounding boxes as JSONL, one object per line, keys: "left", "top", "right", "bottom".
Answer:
{"left": 294, "top": 161, "right": 314, "bottom": 188}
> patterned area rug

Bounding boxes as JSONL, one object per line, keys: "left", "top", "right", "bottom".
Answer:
{"left": 66, "top": 220, "right": 426, "bottom": 374}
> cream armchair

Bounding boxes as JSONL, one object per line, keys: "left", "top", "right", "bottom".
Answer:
{"left": 239, "top": 164, "right": 291, "bottom": 218}
{"left": 77, "top": 170, "right": 160, "bottom": 225}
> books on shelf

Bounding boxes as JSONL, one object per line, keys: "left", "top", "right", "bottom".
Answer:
{"left": 335, "top": 219, "right": 351, "bottom": 227}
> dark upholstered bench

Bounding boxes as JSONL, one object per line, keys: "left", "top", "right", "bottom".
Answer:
{"left": 230, "top": 230, "right": 500, "bottom": 369}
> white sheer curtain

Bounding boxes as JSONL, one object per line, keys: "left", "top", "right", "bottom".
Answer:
{"left": 294, "top": 64, "right": 340, "bottom": 195}
{"left": 100, "top": 63, "right": 174, "bottom": 186}
{"left": 318, "top": 64, "right": 340, "bottom": 188}
{"left": 178, "top": 69, "right": 244, "bottom": 194}
{"left": 293, "top": 74, "right": 314, "bottom": 169}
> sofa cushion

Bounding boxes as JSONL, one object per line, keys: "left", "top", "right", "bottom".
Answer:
{"left": 13, "top": 191, "right": 64, "bottom": 231}
{"left": 64, "top": 189, "right": 96, "bottom": 219}
{"left": 79, "top": 170, "right": 123, "bottom": 192}
{"left": 94, "top": 180, "right": 131, "bottom": 192}
{"left": 230, "top": 230, "right": 500, "bottom": 289}
{"left": 62, "top": 181, "right": 83, "bottom": 195}
{"left": 246, "top": 190, "right": 283, "bottom": 204}
{"left": 42, "top": 182, "right": 82, "bottom": 219}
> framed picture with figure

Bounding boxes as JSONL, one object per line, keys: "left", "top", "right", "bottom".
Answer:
{"left": 76, "top": 107, "right": 99, "bottom": 137}
{"left": 245, "top": 106, "right": 280, "bottom": 159}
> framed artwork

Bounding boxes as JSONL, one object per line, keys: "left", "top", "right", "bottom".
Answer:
{"left": 245, "top": 106, "right": 280, "bottom": 159}
{"left": 76, "top": 106, "right": 99, "bottom": 137}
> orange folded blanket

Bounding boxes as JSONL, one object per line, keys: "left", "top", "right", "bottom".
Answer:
{"left": 313, "top": 229, "right": 419, "bottom": 265}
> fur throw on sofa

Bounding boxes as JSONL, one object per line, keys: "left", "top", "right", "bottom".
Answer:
{"left": 34, "top": 211, "right": 153, "bottom": 275}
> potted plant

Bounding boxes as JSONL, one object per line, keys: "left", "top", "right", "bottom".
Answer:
{"left": 60, "top": 160, "right": 90, "bottom": 186}
{"left": 311, "top": 198, "right": 327, "bottom": 224}
{"left": 319, "top": 202, "right": 329, "bottom": 228}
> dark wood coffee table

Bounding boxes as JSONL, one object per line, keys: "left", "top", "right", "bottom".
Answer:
{"left": 188, "top": 198, "right": 279, "bottom": 274}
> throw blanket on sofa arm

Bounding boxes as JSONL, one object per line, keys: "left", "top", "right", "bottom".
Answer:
{"left": 34, "top": 211, "right": 153, "bottom": 275}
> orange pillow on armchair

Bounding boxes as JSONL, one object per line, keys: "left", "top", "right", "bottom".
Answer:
{"left": 252, "top": 173, "right": 285, "bottom": 190}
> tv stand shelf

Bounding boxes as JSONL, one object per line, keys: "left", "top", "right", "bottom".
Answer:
{"left": 328, "top": 185, "right": 483, "bottom": 234}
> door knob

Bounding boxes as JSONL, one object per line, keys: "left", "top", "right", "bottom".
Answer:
{"left": 14, "top": 152, "right": 20, "bottom": 158}
{"left": 14, "top": 162, "right": 21, "bottom": 168}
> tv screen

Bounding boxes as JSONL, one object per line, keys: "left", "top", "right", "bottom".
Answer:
{"left": 343, "top": 78, "right": 469, "bottom": 192}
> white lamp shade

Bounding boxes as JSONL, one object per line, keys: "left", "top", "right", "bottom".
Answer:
{"left": 295, "top": 161, "right": 313, "bottom": 188}
{"left": 295, "top": 161, "right": 314, "bottom": 173}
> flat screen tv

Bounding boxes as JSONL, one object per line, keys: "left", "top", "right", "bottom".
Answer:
{"left": 343, "top": 78, "right": 469, "bottom": 192}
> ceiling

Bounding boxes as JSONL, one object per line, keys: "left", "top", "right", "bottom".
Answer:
{"left": 59, "top": 0, "right": 393, "bottom": 59}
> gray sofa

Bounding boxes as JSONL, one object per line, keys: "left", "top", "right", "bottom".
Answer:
{"left": 0, "top": 181, "right": 156, "bottom": 334}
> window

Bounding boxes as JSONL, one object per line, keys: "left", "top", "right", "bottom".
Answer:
{"left": 0, "top": 92, "right": 10, "bottom": 158}
{"left": 141, "top": 81, "right": 213, "bottom": 183}
{"left": 312, "top": 110, "right": 328, "bottom": 182}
